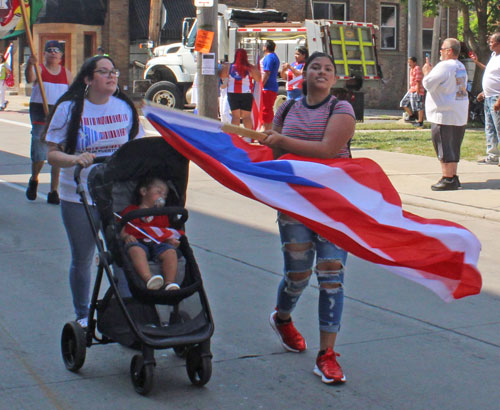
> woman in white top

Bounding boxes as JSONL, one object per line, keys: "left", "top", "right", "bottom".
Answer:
{"left": 46, "top": 56, "right": 143, "bottom": 326}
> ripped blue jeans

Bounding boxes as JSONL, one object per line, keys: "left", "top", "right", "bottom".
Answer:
{"left": 276, "top": 213, "right": 348, "bottom": 333}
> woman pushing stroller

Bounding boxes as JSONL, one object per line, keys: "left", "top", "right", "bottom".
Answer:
{"left": 46, "top": 55, "right": 143, "bottom": 328}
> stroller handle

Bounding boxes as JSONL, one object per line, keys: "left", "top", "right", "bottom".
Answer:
{"left": 73, "top": 156, "right": 107, "bottom": 185}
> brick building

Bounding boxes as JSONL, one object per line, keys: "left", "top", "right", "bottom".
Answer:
{"left": 1, "top": 0, "right": 459, "bottom": 109}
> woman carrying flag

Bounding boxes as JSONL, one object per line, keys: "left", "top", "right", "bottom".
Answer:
{"left": 262, "top": 52, "right": 356, "bottom": 384}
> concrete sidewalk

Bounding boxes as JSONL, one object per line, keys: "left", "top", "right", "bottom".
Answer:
{"left": 3, "top": 93, "right": 499, "bottom": 222}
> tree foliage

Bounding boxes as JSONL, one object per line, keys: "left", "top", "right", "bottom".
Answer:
{"left": 422, "top": 1, "right": 499, "bottom": 54}
{"left": 422, "top": 0, "right": 500, "bottom": 92}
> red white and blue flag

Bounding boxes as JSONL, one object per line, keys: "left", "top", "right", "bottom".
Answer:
{"left": 142, "top": 104, "right": 482, "bottom": 301}
{"left": 3, "top": 42, "right": 13, "bottom": 66}
{"left": 251, "top": 54, "right": 262, "bottom": 130}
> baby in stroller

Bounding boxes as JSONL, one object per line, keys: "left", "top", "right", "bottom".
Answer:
{"left": 120, "top": 176, "right": 181, "bottom": 291}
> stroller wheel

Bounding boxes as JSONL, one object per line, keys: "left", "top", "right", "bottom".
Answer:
{"left": 130, "top": 354, "right": 154, "bottom": 395}
{"left": 186, "top": 347, "right": 212, "bottom": 386}
{"left": 61, "top": 321, "right": 87, "bottom": 372}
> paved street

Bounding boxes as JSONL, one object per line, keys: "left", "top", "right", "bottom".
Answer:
{"left": 0, "top": 96, "right": 499, "bottom": 409}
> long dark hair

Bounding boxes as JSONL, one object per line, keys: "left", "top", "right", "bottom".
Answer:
{"left": 44, "top": 55, "right": 139, "bottom": 154}
{"left": 302, "top": 52, "right": 336, "bottom": 96}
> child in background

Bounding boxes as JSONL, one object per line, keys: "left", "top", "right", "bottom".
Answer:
{"left": 120, "top": 176, "right": 181, "bottom": 291}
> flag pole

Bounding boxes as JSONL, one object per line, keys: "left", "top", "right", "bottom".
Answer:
{"left": 113, "top": 212, "right": 161, "bottom": 244}
{"left": 18, "top": 0, "right": 49, "bottom": 116}
{"left": 144, "top": 100, "right": 268, "bottom": 142}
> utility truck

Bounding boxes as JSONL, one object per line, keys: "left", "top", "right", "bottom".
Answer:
{"left": 142, "top": 5, "right": 382, "bottom": 115}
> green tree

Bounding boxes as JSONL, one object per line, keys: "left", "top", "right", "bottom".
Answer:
{"left": 423, "top": 0, "right": 500, "bottom": 93}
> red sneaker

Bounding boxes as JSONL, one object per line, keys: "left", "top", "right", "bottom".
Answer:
{"left": 314, "top": 348, "right": 346, "bottom": 384}
{"left": 269, "top": 310, "right": 306, "bottom": 352}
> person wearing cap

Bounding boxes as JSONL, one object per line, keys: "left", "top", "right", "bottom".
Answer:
{"left": 280, "top": 46, "right": 308, "bottom": 101}
{"left": 25, "top": 40, "right": 73, "bottom": 204}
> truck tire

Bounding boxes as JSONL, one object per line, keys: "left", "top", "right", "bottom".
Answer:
{"left": 145, "top": 81, "right": 183, "bottom": 109}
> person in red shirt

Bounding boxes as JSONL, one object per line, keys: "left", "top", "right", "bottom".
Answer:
{"left": 399, "top": 56, "right": 425, "bottom": 127}
{"left": 25, "top": 40, "right": 73, "bottom": 204}
{"left": 120, "top": 176, "right": 181, "bottom": 291}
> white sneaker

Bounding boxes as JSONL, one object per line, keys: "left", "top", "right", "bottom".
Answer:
{"left": 77, "top": 317, "right": 88, "bottom": 328}
{"left": 165, "top": 282, "right": 180, "bottom": 291}
{"left": 147, "top": 275, "right": 164, "bottom": 290}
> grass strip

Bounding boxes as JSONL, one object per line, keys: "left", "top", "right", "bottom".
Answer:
{"left": 351, "top": 130, "right": 485, "bottom": 162}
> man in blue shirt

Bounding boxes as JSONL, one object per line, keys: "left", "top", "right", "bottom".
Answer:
{"left": 260, "top": 40, "right": 280, "bottom": 130}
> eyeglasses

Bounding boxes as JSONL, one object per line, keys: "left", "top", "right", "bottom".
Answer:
{"left": 46, "top": 48, "right": 61, "bottom": 53}
{"left": 94, "top": 69, "right": 120, "bottom": 78}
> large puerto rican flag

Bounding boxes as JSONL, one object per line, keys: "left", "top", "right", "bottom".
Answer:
{"left": 142, "top": 104, "right": 482, "bottom": 302}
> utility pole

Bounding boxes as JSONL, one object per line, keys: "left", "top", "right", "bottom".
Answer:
{"left": 430, "top": 5, "right": 443, "bottom": 67}
{"left": 408, "top": 0, "right": 417, "bottom": 59}
{"left": 196, "top": 1, "right": 219, "bottom": 119}
{"left": 149, "top": 0, "right": 162, "bottom": 47}
{"left": 408, "top": 0, "right": 424, "bottom": 62}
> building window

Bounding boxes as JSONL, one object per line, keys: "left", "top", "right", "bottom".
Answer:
{"left": 422, "top": 28, "right": 432, "bottom": 58}
{"left": 84, "top": 32, "right": 96, "bottom": 60}
{"left": 313, "top": 1, "right": 347, "bottom": 20}
{"left": 380, "top": 4, "right": 397, "bottom": 50}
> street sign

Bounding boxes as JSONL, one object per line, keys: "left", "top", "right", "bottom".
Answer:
{"left": 194, "top": 0, "right": 214, "bottom": 7}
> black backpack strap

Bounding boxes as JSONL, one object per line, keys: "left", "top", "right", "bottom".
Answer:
{"left": 280, "top": 98, "right": 297, "bottom": 124}
{"left": 327, "top": 97, "right": 352, "bottom": 158}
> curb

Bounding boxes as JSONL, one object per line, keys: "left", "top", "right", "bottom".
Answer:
{"left": 400, "top": 193, "right": 500, "bottom": 222}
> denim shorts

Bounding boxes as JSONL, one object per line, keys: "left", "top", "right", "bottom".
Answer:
{"left": 30, "top": 123, "right": 48, "bottom": 162}
{"left": 126, "top": 240, "right": 177, "bottom": 262}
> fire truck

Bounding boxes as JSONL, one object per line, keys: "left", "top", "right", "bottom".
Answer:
{"left": 141, "top": 5, "right": 381, "bottom": 117}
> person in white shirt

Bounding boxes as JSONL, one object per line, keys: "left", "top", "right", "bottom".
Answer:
{"left": 471, "top": 32, "right": 500, "bottom": 165}
{"left": 422, "top": 38, "right": 468, "bottom": 191}
{"left": 46, "top": 55, "right": 143, "bottom": 327}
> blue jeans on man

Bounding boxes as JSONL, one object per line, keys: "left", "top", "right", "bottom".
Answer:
{"left": 484, "top": 96, "right": 500, "bottom": 160}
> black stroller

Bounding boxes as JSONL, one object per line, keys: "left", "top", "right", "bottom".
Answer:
{"left": 59, "top": 137, "right": 214, "bottom": 395}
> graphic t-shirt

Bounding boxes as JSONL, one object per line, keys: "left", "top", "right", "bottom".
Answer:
{"left": 422, "top": 59, "right": 468, "bottom": 125}
{"left": 260, "top": 52, "right": 280, "bottom": 92}
{"left": 46, "top": 96, "right": 143, "bottom": 203}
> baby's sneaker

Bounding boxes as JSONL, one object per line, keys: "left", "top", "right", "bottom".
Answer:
{"left": 165, "top": 282, "right": 180, "bottom": 291}
{"left": 147, "top": 275, "right": 164, "bottom": 290}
